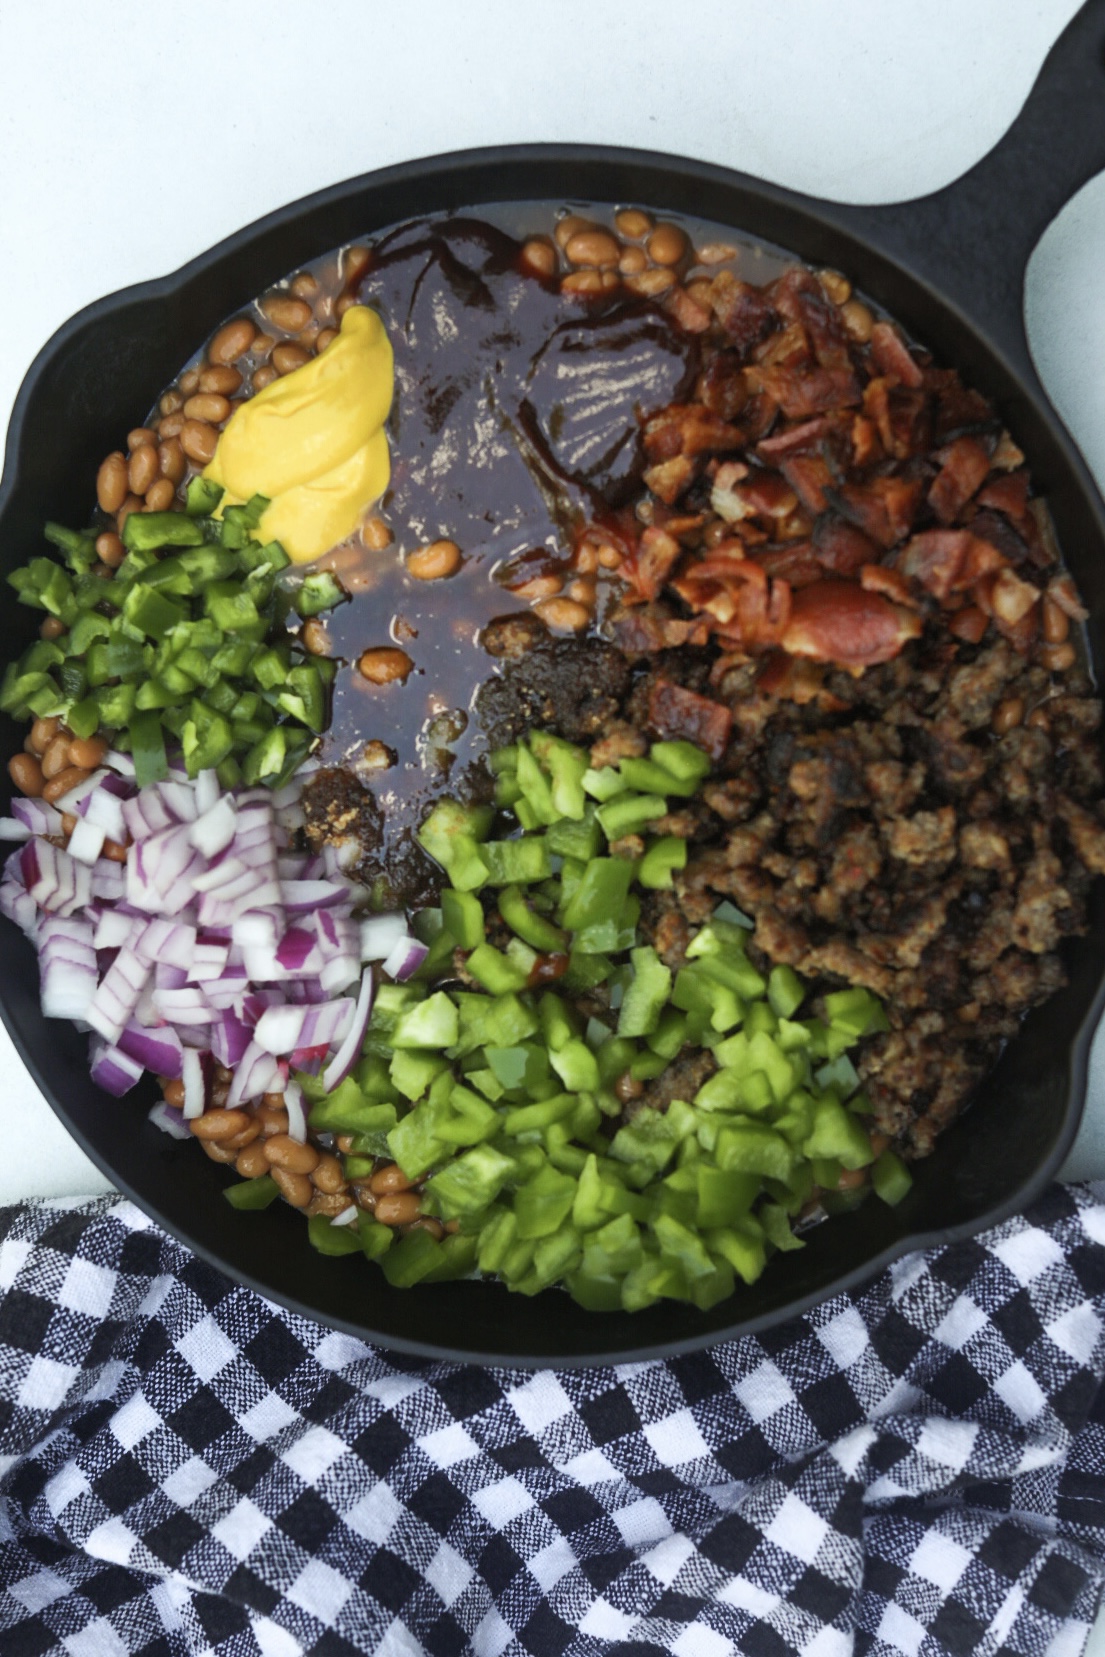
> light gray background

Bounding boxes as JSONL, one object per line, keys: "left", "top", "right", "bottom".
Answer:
{"left": 1, "top": 1, "right": 1103, "bottom": 1644}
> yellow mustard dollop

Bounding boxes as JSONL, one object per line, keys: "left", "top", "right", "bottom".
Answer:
{"left": 204, "top": 305, "right": 394, "bottom": 564}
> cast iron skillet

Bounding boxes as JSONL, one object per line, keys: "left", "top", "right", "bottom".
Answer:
{"left": 1, "top": 5, "right": 1104, "bottom": 1368}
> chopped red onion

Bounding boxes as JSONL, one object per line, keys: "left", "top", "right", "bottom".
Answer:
{"left": 331, "top": 1205, "right": 358, "bottom": 1227}
{"left": 285, "top": 1079, "right": 307, "bottom": 1144}
{"left": 0, "top": 819, "right": 31, "bottom": 842}
{"left": 147, "top": 1100, "right": 190, "bottom": 1139}
{"left": 67, "top": 818, "right": 107, "bottom": 866}
{"left": 120, "top": 1021, "right": 184, "bottom": 1079}
{"left": 182, "top": 1048, "right": 215, "bottom": 1119}
{"left": 322, "top": 969, "right": 375, "bottom": 1090}
{"left": 90, "top": 1038, "right": 144, "bottom": 1097}
{"left": 83, "top": 788, "right": 127, "bottom": 844}
{"left": 359, "top": 913, "right": 408, "bottom": 961}
{"left": 382, "top": 935, "right": 431, "bottom": 982}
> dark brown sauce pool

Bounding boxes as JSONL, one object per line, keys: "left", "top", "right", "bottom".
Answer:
{"left": 298, "top": 204, "right": 793, "bottom": 871}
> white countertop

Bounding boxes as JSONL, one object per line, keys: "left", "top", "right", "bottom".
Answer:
{"left": 0, "top": 0, "right": 1102, "bottom": 1194}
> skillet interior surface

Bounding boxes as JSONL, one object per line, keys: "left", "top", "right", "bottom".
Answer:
{"left": 1, "top": 120, "right": 1105, "bottom": 1364}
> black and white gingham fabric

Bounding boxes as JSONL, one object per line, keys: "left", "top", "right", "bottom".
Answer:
{"left": 0, "top": 1187, "right": 1102, "bottom": 1657}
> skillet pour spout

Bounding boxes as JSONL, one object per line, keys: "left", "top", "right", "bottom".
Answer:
{"left": 0, "top": 3, "right": 1104, "bottom": 1366}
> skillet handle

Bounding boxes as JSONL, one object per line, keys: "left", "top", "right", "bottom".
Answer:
{"left": 828, "top": 0, "right": 1105, "bottom": 382}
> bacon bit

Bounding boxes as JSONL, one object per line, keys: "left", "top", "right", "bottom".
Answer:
{"left": 620, "top": 525, "right": 683, "bottom": 602}
{"left": 898, "top": 529, "right": 1005, "bottom": 600}
{"left": 991, "top": 430, "right": 1026, "bottom": 471}
{"left": 1047, "top": 573, "right": 1089, "bottom": 621}
{"left": 813, "top": 516, "right": 881, "bottom": 577}
{"left": 710, "top": 460, "right": 751, "bottom": 521}
{"left": 696, "top": 353, "right": 749, "bottom": 421}
{"left": 994, "top": 604, "right": 1039, "bottom": 653}
{"left": 870, "top": 321, "right": 924, "bottom": 388}
{"left": 947, "top": 605, "right": 989, "bottom": 644}
{"left": 928, "top": 436, "right": 992, "bottom": 524}
{"left": 753, "top": 321, "right": 809, "bottom": 370}
{"left": 648, "top": 679, "right": 733, "bottom": 759}
{"left": 751, "top": 544, "right": 823, "bottom": 587}
{"left": 782, "top": 579, "right": 922, "bottom": 668}
{"left": 928, "top": 367, "right": 996, "bottom": 441}
{"left": 990, "top": 567, "right": 1042, "bottom": 626}
{"left": 665, "top": 285, "right": 713, "bottom": 334}
{"left": 674, "top": 552, "right": 792, "bottom": 650}
{"left": 863, "top": 377, "right": 895, "bottom": 454}
{"left": 756, "top": 415, "right": 832, "bottom": 461}
{"left": 851, "top": 415, "right": 881, "bottom": 468}
{"left": 976, "top": 468, "right": 1029, "bottom": 519}
{"left": 860, "top": 564, "right": 919, "bottom": 608}
{"left": 779, "top": 455, "right": 832, "bottom": 516}
{"left": 772, "top": 270, "right": 852, "bottom": 369}
{"left": 732, "top": 472, "right": 798, "bottom": 520}
{"left": 610, "top": 607, "right": 710, "bottom": 653}
{"left": 707, "top": 272, "right": 778, "bottom": 356}
{"left": 643, "top": 404, "right": 744, "bottom": 464}
{"left": 754, "top": 652, "right": 848, "bottom": 708}
{"left": 759, "top": 364, "right": 862, "bottom": 420}
{"left": 837, "top": 476, "right": 923, "bottom": 548}
{"left": 643, "top": 455, "right": 696, "bottom": 505}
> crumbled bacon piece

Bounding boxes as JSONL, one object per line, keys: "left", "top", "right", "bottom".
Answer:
{"left": 928, "top": 436, "right": 992, "bottom": 524}
{"left": 707, "top": 272, "right": 778, "bottom": 356}
{"left": 648, "top": 679, "right": 733, "bottom": 758}
{"left": 898, "top": 529, "right": 1006, "bottom": 600}
{"left": 759, "top": 364, "right": 862, "bottom": 420}
{"left": 813, "top": 516, "right": 880, "bottom": 577}
{"left": 976, "top": 468, "right": 1029, "bottom": 519}
{"left": 836, "top": 476, "right": 923, "bottom": 548}
{"left": 870, "top": 321, "right": 924, "bottom": 388}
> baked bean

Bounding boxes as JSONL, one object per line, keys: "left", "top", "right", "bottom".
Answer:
{"left": 1038, "top": 641, "right": 1076, "bottom": 672}
{"left": 837, "top": 1166, "right": 868, "bottom": 1191}
{"left": 308, "top": 1192, "right": 355, "bottom": 1219}
{"left": 235, "top": 1142, "right": 271, "bottom": 1179}
{"left": 127, "top": 444, "right": 160, "bottom": 496}
{"left": 991, "top": 696, "right": 1024, "bottom": 735}
{"left": 297, "top": 321, "right": 320, "bottom": 349}
{"left": 615, "top": 207, "right": 652, "bottom": 238}
{"left": 334, "top": 294, "right": 358, "bottom": 318}
{"left": 264, "top": 1134, "right": 320, "bottom": 1175}
{"left": 696, "top": 241, "right": 739, "bottom": 265}
{"left": 869, "top": 1132, "right": 891, "bottom": 1157}
{"left": 191, "top": 1108, "right": 251, "bottom": 1141}
{"left": 357, "top": 647, "right": 414, "bottom": 684}
{"left": 554, "top": 214, "right": 592, "bottom": 251}
{"left": 341, "top": 246, "right": 373, "bottom": 286}
{"left": 262, "top": 293, "right": 312, "bottom": 332}
{"left": 102, "top": 838, "right": 128, "bottom": 862}
{"left": 29, "top": 716, "right": 60, "bottom": 754}
{"left": 407, "top": 539, "right": 460, "bottom": 581}
{"left": 8, "top": 753, "right": 44, "bottom": 796}
{"left": 601, "top": 271, "right": 620, "bottom": 290}
{"left": 272, "top": 342, "right": 310, "bottom": 376}
{"left": 618, "top": 246, "right": 648, "bottom": 276}
{"left": 96, "top": 453, "right": 128, "bottom": 514}
{"left": 352, "top": 1183, "right": 377, "bottom": 1211}
{"left": 647, "top": 223, "right": 687, "bottom": 265}
{"left": 625, "top": 267, "right": 675, "bottom": 297}
{"left": 209, "top": 317, "right": 257, "bottom": 363}
{"left": 408, "top": 1217, "right": 445, "bottom": 1241}
{"left": 362, "top": 515, "right": 393, "bottom": 550}
{"left": 311, "top": 1153, "right": 347, "bottom": 1194}
{"left": 198, "top": 364, "right": 242, "bottom": 396}
{"left": 443, "top": 1219, "right": 461, "bottom": 1235}
{"left": 159, "top": 389, "right": 184, "bottom": 416}
{"left": 158, "top": 412, "right": 186, "bottom": 439}
{"left": 92, "top": 562, "right": 115, "bottom": 579}
{"left": 251, "top": 332, "right": 275, "bottom": 360}
{"left": 95, "top": 531, "right": 126, "bottom": 567}
{"left": 42, "top": 766, "right": 91, "bottom": 803}
{"left": 183, "top": 392, "right": 231, "bottom": 425}
{"left": 336, "top": 1134, "right": 356, "bottom": 1155}
{"left": 1042, "top": 597, "right": 1070, "bottom": 644}
{"left": 68, "top": 735, "right": 108, "bottom": 770}
{"left": 252, "top": 365, "right": 278, "bottom": 391}
{"left": 224, "top": 1122, "right": 261, "bottom": 1151}
{"left": 534, "top": 596, "right": 590, "bottom": 631}
{"left": 203, "top": 1141, "right": 239, "bottom": 1164}
{"left": 127, "top": 427, "right": 157, "bottom": 451}
{"left": 568, "top": 575, "right": 596, "bottom": 605}
{"left": 60, "top": 813, "right": 77, "bottom": 837}
{"left": 180, "top": 420, "right": 218, "bottom": 464}
{"left": 1026, "top": 706, "right": 1050, "bottom": 731}
{"left": 160, "top": 1079, "right": 186, "bottom": 1108}
{"left": 565, "top": 228, "right": 620, "bottom": 268}
{"left": 819, "top": 269, "right": 852, "bottom": 304}
{"left": 560, "top": 270, "right": 604, "bottom": 296}
{"left": 145, "top": 478, "right": 176, "bottom": 511}
{"left": 271, "top": 1167, "right": 314, "bottom": 1208}
{"left": 315, "top": 327, "right": 338, "bottom": 353}
{"left": 520, "top": 238, "right": 557, "bottom": 279}
{"left": 179, "top": 368, "right": 200, "bottom": 395}
{"left": 840, "top": 299, "right": 874, "bottom": 342}
{"left": 254, "top": 1104, "right": 289, "bottom": 1137}
{"left": 301, "top": 617, "right": 332, "bottom": 656}
{"left": 375, "top": 1191, "right": 422, "bottom": 1226}
{"left": 116, "top": 494, "right": 142, "bottom": 532}
{"left": 41, "top": 735, "right": 73, "bottom": 780}
{"left": 291, "top": 271, "right": 319, "bottom": 299}
{"left": 40, "top": 616, "right": 67, "bottom": 640}
{"left": 368, "top": 1162, "right": 415, "bottom": 1196}
{"left": 511, "top": 573, "right": 562, "bottom": 600}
